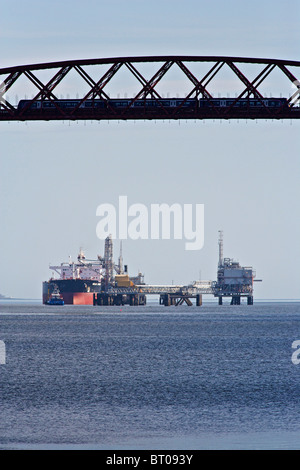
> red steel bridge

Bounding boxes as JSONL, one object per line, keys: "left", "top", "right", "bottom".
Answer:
{"left": 0, "top": 56, "right": 299, "bottom": 121}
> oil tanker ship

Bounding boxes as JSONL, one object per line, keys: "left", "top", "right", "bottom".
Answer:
{"left": 42, "top": 248, "right": 104, "bottom": 305}
{"left": 42, "top": 236, "right": 142, "bottom": 305}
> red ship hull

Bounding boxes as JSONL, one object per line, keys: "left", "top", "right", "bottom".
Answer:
{"left": 43, "top": 279, "right": 100, "bottom": 305}
{"left": 61, "top": 292, "right": 94, "bottom": 305}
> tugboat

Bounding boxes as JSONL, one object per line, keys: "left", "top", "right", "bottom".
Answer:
{"left": 45, "top": 285, "right": 64, "bottom": 305}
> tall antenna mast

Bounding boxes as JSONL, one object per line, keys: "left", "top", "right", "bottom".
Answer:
{"left": 118, "top": 241, "right": 124, "bottom": 275}
{"left": 218, "top": 230, "right": 223, "bottom": 267}
{"left": 104, "top": 235, "right": 113, "bottom": 287}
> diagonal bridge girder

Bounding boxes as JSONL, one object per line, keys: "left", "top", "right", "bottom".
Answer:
{"left": 0, "top": 56, "right": 299, "bottom": 121}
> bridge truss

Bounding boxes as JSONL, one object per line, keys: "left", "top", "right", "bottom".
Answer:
{"left": 0, "top": 56, "right": 299, "bottom": 121}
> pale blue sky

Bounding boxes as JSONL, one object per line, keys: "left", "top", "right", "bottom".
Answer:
{"left": 1, "top": 0, "right": 299, "bottom": 65}
{"left": 0, "top": 0, "right": 299, "bottom": 299}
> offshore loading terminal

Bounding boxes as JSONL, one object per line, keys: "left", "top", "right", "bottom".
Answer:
{"left": 43, "top": 231, "right": 261, "bottom": 306}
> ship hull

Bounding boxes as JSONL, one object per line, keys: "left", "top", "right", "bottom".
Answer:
{"left": 43, "top": 279, "right": 101, "bottom": 305}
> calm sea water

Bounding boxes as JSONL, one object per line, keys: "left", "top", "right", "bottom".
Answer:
{"left": 0, "top": 300, "right": 299, "bottom": 450}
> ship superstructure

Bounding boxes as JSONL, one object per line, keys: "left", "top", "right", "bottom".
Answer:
{"left": 50, "top": 248, "right": 105, "bottom": 282}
